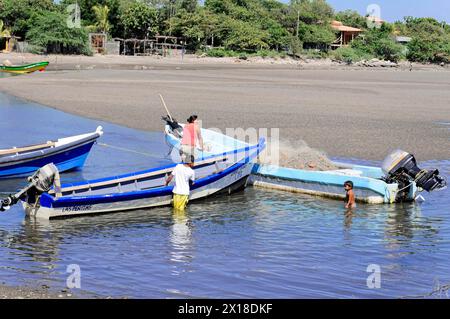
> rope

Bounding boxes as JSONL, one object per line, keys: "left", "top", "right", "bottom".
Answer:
{"left": 97, "top": 142, "right": 164, "bottom": 159}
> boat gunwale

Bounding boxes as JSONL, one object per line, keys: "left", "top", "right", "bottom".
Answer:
{"left": 55, "top": 140, "right": 262, "bottom": 190}
{"left": 253, "top": 164, "right": 397, "bottom": 197}
{"left": 0, "top": 131, "right": 102, "bottom": 166}
{"left": 49, "top": 157, "right": 228, "bottom": 195}
{"left": 252, "top": 172, "right": 391, "bottom": 197}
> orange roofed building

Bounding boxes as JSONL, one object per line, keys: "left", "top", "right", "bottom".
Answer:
{"left": 330, "top": 20, "right": 363, "bottom": 49}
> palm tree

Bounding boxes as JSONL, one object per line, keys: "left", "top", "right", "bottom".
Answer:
{"left": 0, "top": 19, "right": 12, "bottom": 52}
{"left": 0, "top": 20, "right": 11, "bottom": 38}
{"left": 91, "top": 5, "right": 111, "bottom": 34}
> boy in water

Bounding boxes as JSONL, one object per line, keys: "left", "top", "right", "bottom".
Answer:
{"left": 344, "top": 181, "right": 356, "bottom": 209}
{"left": 165, "top": 155, "right": 195, "bottom": 211}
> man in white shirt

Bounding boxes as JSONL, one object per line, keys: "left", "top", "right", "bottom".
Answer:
{"left": 165, "top": 155, "right": 195, "bottom": 210}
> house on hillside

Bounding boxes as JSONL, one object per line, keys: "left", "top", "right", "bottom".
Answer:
{"left": 394, "top": 36, "right": 412, "bottom": 55}
{"left": 366, "top": 16, "right": 385, "bottom": 28}
{"left": 394, "top": 36, "right": 412, "bottom": 45}
{"left": 330, "top": 20, "right": 363, "bottom": 49}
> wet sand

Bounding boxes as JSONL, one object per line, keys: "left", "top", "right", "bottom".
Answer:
{"left": 0, "top": 284, "right": 74, "bottom": 299}
{"left": 1, "top": 63, "right": 449, "bottom": 160}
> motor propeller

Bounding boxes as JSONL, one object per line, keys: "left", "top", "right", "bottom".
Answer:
{"left": 382, "top": 150, "right": 447, "bottom": 195}
{"left": 0, "top": 163, "right": 59, "bottom": 212}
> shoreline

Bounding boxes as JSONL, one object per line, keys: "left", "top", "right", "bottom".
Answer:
{"left": 2, "top": 52, "right": 449, "bottom": 72}
{"left": 0, "top": 283, "right": 76, "bottom": 299}
{"left": 1, "top": 56, "right": 449, "bottom": 161}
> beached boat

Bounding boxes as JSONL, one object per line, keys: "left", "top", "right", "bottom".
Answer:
{"left": 17, "top": 138, "right": 265, "bottom": 219}
{"left": 251, "top": 150, "right": 446, "bottom": 204}
{"left": 163, "top": 118, "right": 446, "bottom": 204}
{"left": 0, "top": 127, "right": 103, "bottom": 179}
{"left": 0, "top": 61, "right": 49, "bottom": 74}
{"left": 251, "top": 163, "right": 410, "bottom": 204}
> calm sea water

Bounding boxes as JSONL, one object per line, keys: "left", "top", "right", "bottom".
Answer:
{"left": 0, "top": 92, "right": 449, "bottom": 299}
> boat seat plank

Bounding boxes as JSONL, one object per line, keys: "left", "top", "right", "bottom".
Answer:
{"left": 0, "top": 142, "right": 55, "bottom": 156}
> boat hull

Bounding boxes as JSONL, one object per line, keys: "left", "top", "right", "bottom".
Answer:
{"left": 251, "top": 164, "right": 417, "bottom": 204}
{"left": 0, "top": 62, "right": 49, "bottom": 74}
{"left": 24, "top": 162, "right": 254, "bottom": 219}
{"left": 0, "top": 127, "right": 103, "bottom": 179}
{"left": 0, "top": 141, "right": 95, "bottom": 178}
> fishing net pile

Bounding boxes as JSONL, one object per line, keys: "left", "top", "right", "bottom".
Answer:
{"left": 262, "top": 139, "right": 339, "bottom": 171}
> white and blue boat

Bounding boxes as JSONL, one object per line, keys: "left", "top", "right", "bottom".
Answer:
{"left": 18, "top": 137, "right": 265, "bottom": 219}
{"left": 251, "top": 163, "right": 410, "bottom": 204}
{"left": 163, "top": 119, "right": 446, "bottom": 204}
{"left": 251, "top": 150, "right": 446, "bottom": 204}
{"left": 0, "top": 127, "right": 103, "bottom": 179}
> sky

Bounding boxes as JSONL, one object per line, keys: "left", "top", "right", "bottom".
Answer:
{"left": 286, "top": 0, "right": 450, "bottom": 23}
{"left": 55, "top": 0, "right": 450, "bottom": 23}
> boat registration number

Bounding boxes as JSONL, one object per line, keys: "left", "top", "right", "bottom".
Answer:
{"left": 62, "top": 205, "right": 93, "bottom": 213}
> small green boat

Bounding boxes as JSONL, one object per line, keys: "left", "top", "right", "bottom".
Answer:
{"left": 0, "top": 61, "right": 49, "bottom": 74}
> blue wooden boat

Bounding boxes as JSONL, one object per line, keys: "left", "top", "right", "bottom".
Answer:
{"left": 0, "top": 127, "right": 103, "bottom": 179}
{"left": 19, "top": 138, "right": 265, "bottom": 219}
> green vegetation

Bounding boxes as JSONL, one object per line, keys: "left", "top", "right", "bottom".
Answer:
{"left": 350, "top": 23, "right": 404, "bottom": 62}
{"left": 0, "top": 0, "right": 448, "bottom": 63}
{"left": 119, "top": 1, "right": 158, "bottom": 39}
{"left": 89, "top": 5, "right": 111, "bottom": 34}
{"left": 334, "top": 10, "right": 366, "bottom": 30}
{"left": 26, "top": 10, "right": 91, "bottom": 55}
{"left": 403, "top": 17, "right": 450, "bottom": 63}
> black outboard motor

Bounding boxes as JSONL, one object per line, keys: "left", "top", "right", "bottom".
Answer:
{"left": 0, "top": 163, "right": 58, "bottom": 212}
{"left": 162, "top": 115, "right": 183, "bottom": 138}
{"left": 382, "top": 150, "right": 447, "bottom": 197}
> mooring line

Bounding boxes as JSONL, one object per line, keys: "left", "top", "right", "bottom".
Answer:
{"left": 97, "top": 142, "right": 165, "bottom": 159}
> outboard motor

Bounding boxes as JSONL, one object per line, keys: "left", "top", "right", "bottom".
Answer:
{"left": 382, "top": 150, "right": 447, "bottom": 201}
{"left": 162, "top": 115, "right": 183, "bottom": 138}
{"left": 0, "top": 163, "right": 58, "bottom": 212}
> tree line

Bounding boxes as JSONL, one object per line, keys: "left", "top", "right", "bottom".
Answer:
{"left": 0, "top": 0, "right": 449, "bottom": 63}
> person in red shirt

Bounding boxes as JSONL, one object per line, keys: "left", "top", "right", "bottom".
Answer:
{"left": 180, "top": 115, "right": 204, "bottom": 161}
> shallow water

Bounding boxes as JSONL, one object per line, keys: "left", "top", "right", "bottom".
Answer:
{"left": 0, "top": 93, "right": 449, "bottom": 298}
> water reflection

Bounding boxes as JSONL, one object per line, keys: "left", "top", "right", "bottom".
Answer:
{"left": 344, "top": 210, "right": 354, "bottom": 230}
{"left": 170, "top": 209, "right": 194, "bottom": 274}
{"left": 384, "top": 203, "right": 440, "bottom": 247}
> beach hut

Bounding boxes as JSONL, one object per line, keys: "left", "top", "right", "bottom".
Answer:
{"left": 1, "top": 35, "right": 20, "bottom": 53}
{"left": 331, "top": 20, "right": 363, "bottom": 49}
{"left": 89, "top": 33, "right": 107, "bottom": 54}
{"left": 394, "top": 36, "right": 412, "bottom": 44}
{"left": 394, "top": 36, "right": 412, "bottom": 55}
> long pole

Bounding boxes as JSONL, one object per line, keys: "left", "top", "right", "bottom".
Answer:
{"left": 159, "top": 94, "right": 173, "bottom": 121}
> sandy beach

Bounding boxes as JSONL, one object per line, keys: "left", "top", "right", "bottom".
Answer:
{"left": 1, "top": 53, "right": 449, "bottom": 161}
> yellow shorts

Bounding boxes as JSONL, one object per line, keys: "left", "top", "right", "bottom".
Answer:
{"left": 173, "top": 194, "right": 189, "bottom": 211}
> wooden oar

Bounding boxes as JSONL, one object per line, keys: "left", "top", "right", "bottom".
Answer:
{"left": 159, "top": 94, "right": 173, "bottom": 121}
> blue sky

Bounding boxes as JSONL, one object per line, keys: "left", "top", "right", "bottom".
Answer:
{"left": 55, "top": 0, "right": 450, "bottom": 23}
{"left": 284, "top": 0, "right": 450, "bottom": 23}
